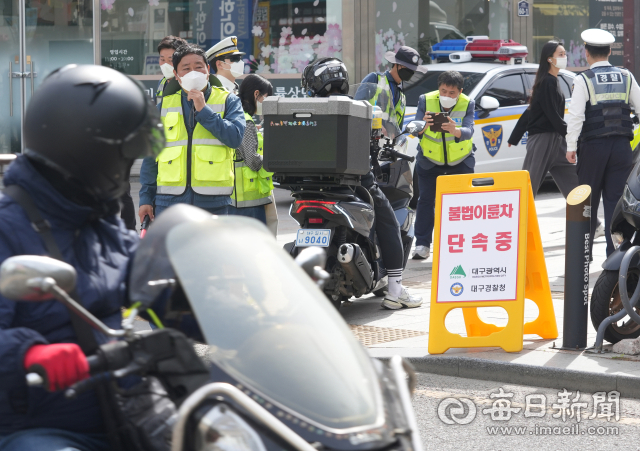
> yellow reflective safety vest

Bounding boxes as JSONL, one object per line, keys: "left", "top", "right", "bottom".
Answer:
{"left": 371, "top": 74, "right": 406, "bottom": 130}
{"left": 156, "top": 77, "right": 169, "bottom": 102}
{"left": 157, "top": 88, "right": 234, "bottom": 196}
{"left": 419, "top": 91, "right": 473, "bottom": 165}
{"left": 231, "top": 113, "right": 274, "bottom": 207}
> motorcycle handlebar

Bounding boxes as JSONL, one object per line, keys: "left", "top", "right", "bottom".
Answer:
{"left": 26, "top": 354, "right": 107, "bottom": 388}
{"left": 391, "top": 150, "right": 415, "bottom": 163}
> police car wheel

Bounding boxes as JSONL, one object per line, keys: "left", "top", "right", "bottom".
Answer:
{"left": 590, "top": 269, "right": 640, "bottom": 344}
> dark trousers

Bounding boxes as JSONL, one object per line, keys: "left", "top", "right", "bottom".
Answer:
{"left": 415, "top": 162, "right": 474, "bottom": 247}
{"left": 577, "top": 136, "right": 633, "bottom": 256}
{"left": 368, "top": 183, "right": 404, "bottom": 276}
{"left": 523, "top": 132, "right": 578, "bottom": 198}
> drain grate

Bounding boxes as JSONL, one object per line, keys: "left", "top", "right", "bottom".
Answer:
{"left": 349, "top": 324, "right": 427, "bottom": 346}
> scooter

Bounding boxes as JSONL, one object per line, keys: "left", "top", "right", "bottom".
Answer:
{"left": 278, "top": 82, "right": 424, "bottom": 309}
{"left": 3, "top": 204, "right": 424, "bottom": 451}
{"left": 590, "top": 157, "right": 640, "bottom": 344}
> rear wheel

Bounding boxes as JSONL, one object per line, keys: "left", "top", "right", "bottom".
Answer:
{"left": 590, "top": 269, "right": 640, "bottom": 344}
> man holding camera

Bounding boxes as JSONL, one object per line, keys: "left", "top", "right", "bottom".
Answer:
{"left": 413, "top": 71, "right": 476, "bottom": 260}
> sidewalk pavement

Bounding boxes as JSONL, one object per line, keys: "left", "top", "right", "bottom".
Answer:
{"left": 271, "top": 183, "right": 640, "bottom": 398}
{"left": 128, "top": 179, "right": 640, "bottom": 397}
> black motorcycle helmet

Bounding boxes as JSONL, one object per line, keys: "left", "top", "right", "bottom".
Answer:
{"left": 301, "top": 57, "right": 349, "bottom": 97}
{"left": 24, "top": 64, "right": 164, "bottom": 204}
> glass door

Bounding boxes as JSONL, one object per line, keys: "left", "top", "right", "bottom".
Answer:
{"left": 0, "top": 0, "right": 96, "bottom": 154}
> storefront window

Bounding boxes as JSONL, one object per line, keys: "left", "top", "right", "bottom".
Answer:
{"left": 532, "top": 0, "right": 623, "bottom": 68}
{"left": 375, "top": 0, "right": 511, "bottom": 71}
{"left": 247, "top": 0, "right": 342, "bottom": 75}
{"left": 100, "top": 0, "right": 341, "bottom": 77}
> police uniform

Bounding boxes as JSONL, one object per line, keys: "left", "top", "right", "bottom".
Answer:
{"left": 566, "top": 29, "right": 640, "bottom": 256}
{"left": 206, "top": 36, "right": 244, "bottom": 95}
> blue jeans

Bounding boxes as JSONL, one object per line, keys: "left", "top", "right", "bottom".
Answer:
{"left": 0, "top": 428, "right": 110, "bottom": 451}
{"left": 415, "top": 162, "right": 474, "bottom": 247}
{"left": 228, "top": 205, "right": 267, "bottom": 224}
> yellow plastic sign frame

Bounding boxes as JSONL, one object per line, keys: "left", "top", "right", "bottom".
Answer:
{"left": 428, "top": 171, "right": 558, "bottom": 354}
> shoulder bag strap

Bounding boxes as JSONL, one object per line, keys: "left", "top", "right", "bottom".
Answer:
{"left": 3, "top": 184, "right": 99, "bottom": 354}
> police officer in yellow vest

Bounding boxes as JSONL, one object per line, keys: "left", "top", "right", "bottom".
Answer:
{"left": 229, "top": 74, "right": 275, "bottom": 224}
{"left": 361, "top": 46, "right": 427, "bottom": 132}
{"left": 139, "top": 44, "right": 246, "bottom": 221}
{"left": 413, "top": 71, "right": 476, "bottom": 260}
{"left": 156, "top": 35, "right": 188, "bottom": 105}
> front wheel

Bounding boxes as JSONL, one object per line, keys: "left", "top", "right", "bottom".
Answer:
{"left": 590, "top": 269, "right": 640, "bottom": 344}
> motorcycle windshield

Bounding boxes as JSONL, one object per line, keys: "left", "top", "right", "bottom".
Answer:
{"left": 350, "top": 82, "right": 401, "bottom": 140}
{"left": 165, "top": 217, "right": 382, "bottom": 430}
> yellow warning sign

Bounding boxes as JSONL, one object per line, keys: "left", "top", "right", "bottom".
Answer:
{"left": 428, "top": 171, "right": 557, "bottom": 354}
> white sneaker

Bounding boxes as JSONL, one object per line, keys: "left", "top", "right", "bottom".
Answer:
{"left": 382, "top": 287, "right": 423, "bottom": 309}
{"left": 594, "top": 220, "right": 605, "bottom": 240}
{"left": 412, "top": 245, "right": 430, "bottom": 260}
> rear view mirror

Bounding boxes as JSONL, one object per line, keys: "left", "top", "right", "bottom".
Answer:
{"left": 479, "top": 96, "right": 500, "bottom": 112}
{"left": 0, "top": 255, "right": 76, "bottom": 301}
{"left": 404, "top": 121, "right": 426, "bottom": 136}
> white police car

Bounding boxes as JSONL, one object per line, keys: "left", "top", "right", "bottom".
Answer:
{"left": 403, "top": 60, "right": 575, "bottom": 173}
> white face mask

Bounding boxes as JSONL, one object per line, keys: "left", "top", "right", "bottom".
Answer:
{"left": 223, "top": 60, "right": 245, "bottom": 78}
{"left": 179, "top": 70, "right": 208, "bottom": 91}
{"left": 551, "top": 57, "right": 567, "bottom": 70}
{"left": 160, "top": 63, "right": 175, "bottom": 79}
{"left": 255, "top": 99, "right": 263, "bottom": 116}
{"left": 440, "top": 95, "right": 458, "bottom": 109}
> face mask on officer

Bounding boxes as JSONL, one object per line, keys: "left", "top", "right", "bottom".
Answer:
{"left": 160, "top": 63, "right": 175, "bottom": 79}
{"left": 179, "top": 71, "right": 208, "bottom": 91}
{"left": 254, "top": 91, "right": 266, "bottom": 116}
{"left": 397, "top": 65, "right": 415, "bottom": 82}
{"left": 221, "top": 59, "right": 245, "bottom": 79}
{"left": 438, "top": 84, "right": 462, "bottom": 109}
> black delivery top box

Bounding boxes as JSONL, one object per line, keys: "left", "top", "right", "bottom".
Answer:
{"left": 262, "top": 96, "right": 372, "bottom": 176}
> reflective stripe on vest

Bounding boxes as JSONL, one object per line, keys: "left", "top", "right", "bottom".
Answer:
{"left": 157, "top": 87, "right": 234, "bottom": 196}
{"left": 580, "top": 66, "right": 634, "bottom": 142}
{"left": 419, "top": 91, "right": 473, "bottom": 166}
{"left": 372, "top": 74, "right": 406, "bottom": 130}
{"left": 156, "top": 77, "right": 168, "bottom": 98}
{"left": 231, "top": 112, "right": 274, "bottom": 208}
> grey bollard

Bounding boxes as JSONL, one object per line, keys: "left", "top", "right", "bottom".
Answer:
{"left": 562, "top": 185, "right": 592, "bottom": 349}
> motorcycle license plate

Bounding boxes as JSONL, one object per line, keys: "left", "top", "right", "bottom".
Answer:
{"left": 296, "top": 229, "right": 331, "bottom": 247}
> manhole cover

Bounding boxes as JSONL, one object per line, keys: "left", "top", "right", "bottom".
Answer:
{"left": 349, "top": 324, "right": 427, "bottom": 346}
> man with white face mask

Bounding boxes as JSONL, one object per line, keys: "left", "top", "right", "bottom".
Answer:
{"left": 138, "top": 44, "right": 246, "bottom": 222}
{"left": 156, "top": 35, "right": 188, "bottom": 104}
{"left": 412, "top": 71, "right": 476, "bottom": 260}
{"left": 206, "top": 36, "right": 245, "bottom": 94}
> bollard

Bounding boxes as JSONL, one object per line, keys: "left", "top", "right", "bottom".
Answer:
{"left": 562, "top": 185, "right": 592, "bottom": 349}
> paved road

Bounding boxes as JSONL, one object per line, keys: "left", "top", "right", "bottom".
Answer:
{"left": 413, "top": 372, "right": 640, "bottom": 451}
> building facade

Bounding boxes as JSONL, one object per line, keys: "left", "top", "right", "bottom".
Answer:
{"left": 0, "top": 0, "right": 637, "bottom": 154}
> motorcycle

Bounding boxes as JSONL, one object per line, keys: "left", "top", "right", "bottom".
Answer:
{"left": 590, "top": 157, "right": 640, "bottom": 344}
{"left": 2, "top": 204, "right": 424, "bottom": 451}
{"left": 277, "top": 82, "right": 425, "bottom": 309}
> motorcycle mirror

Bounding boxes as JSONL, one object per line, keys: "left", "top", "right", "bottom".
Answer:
{"left": 295, "top": 247, "right": 327, "bottom": 279}
{"left": 404, "top": 120, "right": 426, "bottom": 136}
{"left": 0, "top": 255, "right": 77, "bottom": 301}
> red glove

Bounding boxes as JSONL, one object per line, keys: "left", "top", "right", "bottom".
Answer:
{"left": 24, "top": 344, "right": 89, "bottom": 392}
